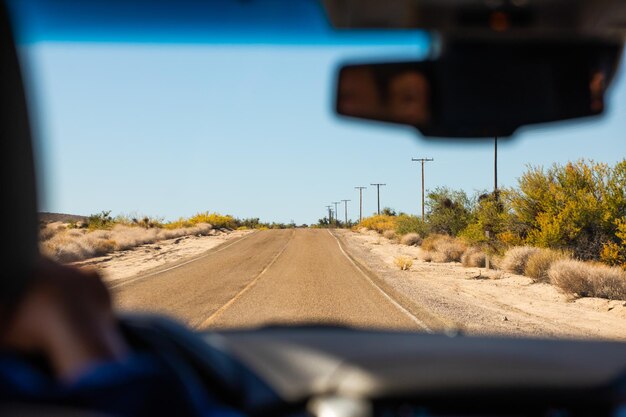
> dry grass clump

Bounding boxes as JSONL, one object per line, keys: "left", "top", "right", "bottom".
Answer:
{"left": 490, "top": 255, "right": 503, "bottom": 270}
{"left": 461, "top": 247, "right": 486, "bottom": 268}
{"left": 40, "top": 222, "right": 68, "bottom": 241}
{"left": 421, "top": 234, "right": 467, "bottom": 263}
{"left": 524, "top": 248, "right": 569, "bottom": 283}
{"left": 421, "top": 234, "right": 448, "bottom": 251}
{"left": 42, "top": 223, "right": 214, "bottom": 263}
{"left": 500, "top": 246, "right": 541, "bottom": 275}
{"left": 418, "top": 250, "right": 432, "bottom": 262}
{"left": 394, "top": 256, "right": 413, "bottom": 271}
{"left": 548, "top": 259, "right": 626, "bottom": 300}
{"left": 400, "top": 233, "right": 422, "bottom": 246}
{"left": 383, "top": 230, "right": 397, "bottom": 241}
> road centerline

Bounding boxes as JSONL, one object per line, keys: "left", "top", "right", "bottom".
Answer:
{"left": 198, "top": 230, "right": 295, "bottom": 328}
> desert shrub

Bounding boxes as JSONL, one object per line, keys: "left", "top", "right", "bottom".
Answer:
{"left": 421, "top": 234, "right": 448, "bottom": 252}
{"left": 93, "top": 239, "right": 117, "bottom": 255}
{"left": 600, "top": 218, "right": 626, "bottom": 269}
{"left": 394, "top": 256, "right": 413, "bottom": 271}
{"left": 87, "top": 210, "right": 114, "bottom": 230}
{"left": 432, "top": 242, "right": 466, "bottom": 263}
{"left": 460, "top": 191, "right": 523, "bottom": 253}
{"left": 548, "top": 259, "right": 626, "bottom": 300}
{"left": 67, "top": 229, "right": 86, "bottom": 238}
{"left": 426, "top": 187, "right": 473, "bottom": 236}
{"left": 165, "top": 212, "right": 235, "bottom": 230}
{"left": 524, "top": 248, "right": 569, "bottom": 282}
{"left": 422, "top": 234, "right": 466, "bottom": 262}
{"left": 189, "top": 212, "right": 235, "bottom": 229}
{"left": 41, "top": 223, "right": 214, "bottom": 262}
{"left": 237, "top": 217, "right": 261, "bottom": 229}
{"left": 381, "top": 207, "right": 396, "bottom": 216}
{"left": 510, "top": 159, "right": 626, "bottom": 261}
{"left": 358, "top": 215, "right": 396, "bottom": 234}
{"left": 418, "top": 250, "right": 433, "bottom": 262}
{"left": 394, "top": 215, "right": 429, "bottom": 237}
{"left": 383, "top": 230, "right": 397, "bottom": 240}
{"left": 501, "top": 246, "right": 540, "bottom": 274}
{"left": 496, "top": 230, "right": 524, "bottom": 247}
{"left": 461, "top": 247, "right": 486, "bottom": 267}
{"left": 400, "top": 233, "right": 422, "bottom": 246}
{"left": 39, "top": 222, "right": 67, "bottom": 241}
{"left": 490, "top": 255, "right": 503, "bottom": 270}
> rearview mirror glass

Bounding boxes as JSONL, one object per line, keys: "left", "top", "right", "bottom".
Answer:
{"left": 335, "top": 41, "right": 621, "bottom": 138}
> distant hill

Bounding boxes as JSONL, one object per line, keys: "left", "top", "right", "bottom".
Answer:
{"left": 39, "top": 212, "right": 88, "bottom": 224}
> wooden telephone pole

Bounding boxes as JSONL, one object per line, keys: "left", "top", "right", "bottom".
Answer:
{"left": 341, "top": 199, "right": 351, "bottom": 225}
{"left": 332, "top": 202, "right": 340, "bottom": 226}
{"left": 370, "top": 183, "right": 386, "bottom": 215}
{"left": 354, "top": 187, "right": 366, "bottom": 223}
{"left": 411, "top": 158, "right": 434, "bottom": 221}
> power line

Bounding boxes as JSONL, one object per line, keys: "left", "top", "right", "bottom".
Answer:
{"left": 411, "top": 157, "right": 434, "bottom": 221}
{"left": 325, "top": 205, "right": 332, "bottom": 225}
{"left": 341, "top": 199, "right": 351, "bottom": 225}
{"left": 370, "top": 183, "right": 386, "bottom": 215}
{"left": 354, "top": 186, "right": 367, "bottom": 223}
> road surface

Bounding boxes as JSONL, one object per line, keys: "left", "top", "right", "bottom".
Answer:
{"left": 111, "top": 229, "right": 429, "bottom": 331}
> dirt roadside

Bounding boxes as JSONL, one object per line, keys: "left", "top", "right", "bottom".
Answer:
{"left": 336, "top": 229, "right": 626, "bottom": 341}
{"left": 72, "top": 229, "right": 253, "bottom": 283}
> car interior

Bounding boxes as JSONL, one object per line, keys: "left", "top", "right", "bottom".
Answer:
{"left": 1, "top": 0, "right": 625, "bottom": 416}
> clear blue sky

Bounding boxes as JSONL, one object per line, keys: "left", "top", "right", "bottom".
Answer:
{"left": 12, "top": 1, "right": 626, "bottom": 225}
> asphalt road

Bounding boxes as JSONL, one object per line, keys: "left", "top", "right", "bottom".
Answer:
{"left": 111, "top": 229, "right": 427, "bottom": 331}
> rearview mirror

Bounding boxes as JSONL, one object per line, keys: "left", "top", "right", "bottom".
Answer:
{"left": 335, "top": 41, "right": 621, "bottom": 137}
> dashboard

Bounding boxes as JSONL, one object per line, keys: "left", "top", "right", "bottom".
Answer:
{"left": 121, "top": 316, "right": 626, "bottom": 417}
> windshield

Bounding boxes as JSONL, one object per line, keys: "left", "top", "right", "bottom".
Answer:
{"left": 10, "top": 0, "right": 626, "bottom": 338}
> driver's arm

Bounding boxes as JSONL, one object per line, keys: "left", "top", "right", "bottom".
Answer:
{"left": 0, "top": 259, "right": 128, "bottom": 381}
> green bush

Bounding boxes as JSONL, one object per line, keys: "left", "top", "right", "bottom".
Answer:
{"left": 394, "top": 214, "right": 429, "bottom": 237}
{"left": 426, "top": 187, "right": 472, "bottom": 236}
{"left": 509, "top": 159, "right": 626, "bottom": 261}
{"left": 87, "top": 210, "right": 114, "bottom": 230}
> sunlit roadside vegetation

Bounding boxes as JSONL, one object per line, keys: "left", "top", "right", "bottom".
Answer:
{"left": 355, "top": 159, "right": 626, "bottom": 300}
{"left": 40, "top": 211, "right": 300, "bottom": 263}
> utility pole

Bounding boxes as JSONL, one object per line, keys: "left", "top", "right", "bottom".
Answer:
{"left": 411, "top": 157, "right": 434, "bottom": 221}
{"left": 325, "top": 205, "right": 332, "bottom": 225}
{"left": 370, "top": 183, "right": 386, "bottom": 215}
{"left": 332, "top": 202, "right": 340, "bottom": 226}
{"left": 354, "top": 186, "right": 367, "bottom": 223}
{"left": 341, "top": 199, "right": 351, "bottom": 226}
{"left": 494, "top": 136, "right": 498, "bottom": 200}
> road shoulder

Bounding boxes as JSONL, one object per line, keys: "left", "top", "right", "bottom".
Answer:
{"left": 75, "top": 229, "right": 255, "bottom": 284}
{"left": 336, "top": 229, "right": 626, "bottom": 341}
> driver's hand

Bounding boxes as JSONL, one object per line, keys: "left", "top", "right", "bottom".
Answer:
{"left": 0, "top": 258, "right": 128, "bottom": 381}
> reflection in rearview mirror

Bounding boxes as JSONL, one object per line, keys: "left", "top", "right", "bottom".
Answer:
{"left": 335, "top": 41, "right": 622, "bottom": 138}
{"left": 338, "top": 64, "right": 433, "bottom": 127}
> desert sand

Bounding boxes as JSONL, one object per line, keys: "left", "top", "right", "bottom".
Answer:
{"left": 337, "top": 229, "right": 626, "bottom": 340}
